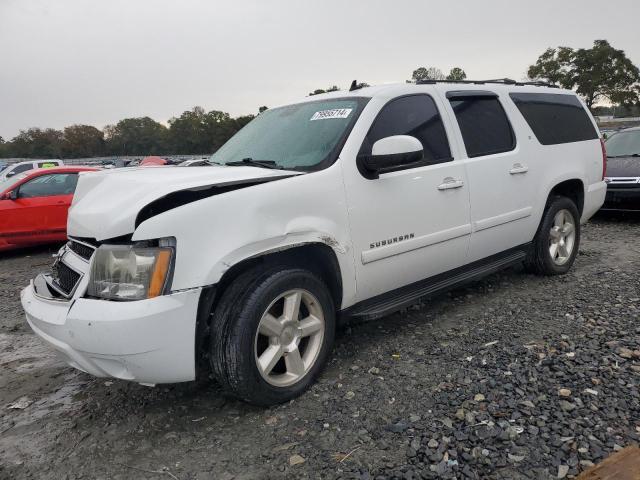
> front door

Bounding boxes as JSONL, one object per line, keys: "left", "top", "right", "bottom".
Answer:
{"left": 1, "top": 173, "right": 78, "bottom": 246}
{"left": 342, "top": 93, "right": 472, "bottom": 302}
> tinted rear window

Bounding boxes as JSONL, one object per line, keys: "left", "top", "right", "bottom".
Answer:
{"left": 449, "top": 96, "right": 515, "bottom": 158}
{"left": 509, "top": 93, "right": 598, "bottom": 145}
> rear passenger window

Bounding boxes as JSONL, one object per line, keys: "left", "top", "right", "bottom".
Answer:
{"left": 18, "top": 173, "right": 78, "bottom": 198}
{"left": 448, "top": 94, "right": 515, "bottom": 158}
{"left": 12, "top": 164, "right": 33, "bottom": 174}
{"left": 509, "top": 93, "right": 598, "bottom": 145}
{"left": 362, "top": 94, "right": 452, "bottom": 165}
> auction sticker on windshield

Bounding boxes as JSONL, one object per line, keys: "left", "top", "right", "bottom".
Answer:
{"left": 310, "top": 108, "right": 353, "bottom": 121}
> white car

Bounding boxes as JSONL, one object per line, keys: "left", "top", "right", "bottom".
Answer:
{"left": 0, "top": 159, "right": 64, "bottom": 181}
{"left": 22, "top": 80, "right": 606, "bottom": 405}
{"left": 178, "top": 159, "right": 209, "bottom": 167}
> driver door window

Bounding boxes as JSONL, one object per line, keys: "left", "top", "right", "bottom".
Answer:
{"left": 18, "top": 174, "right": 78, "bottom": 198}
{"left": 360, "top": 94, "right": 453, "bottom": 169}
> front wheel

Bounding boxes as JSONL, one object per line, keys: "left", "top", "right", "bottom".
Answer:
{"left": 525, "top": 196, "right": 581, "bottom": 275}
{"left": 209, "top": 268, "right": 335, "bottom": 406}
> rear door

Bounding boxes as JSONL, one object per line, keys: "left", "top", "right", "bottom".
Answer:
{"left": 2, "top": 173, "right": 79, "bottom": 245}
{"left": 442, "top": 90, "right": 539, "bottom": 262}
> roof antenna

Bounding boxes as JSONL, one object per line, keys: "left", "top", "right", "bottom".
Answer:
{"left": 349, "top": 79, "right": 358, "bottom": 91}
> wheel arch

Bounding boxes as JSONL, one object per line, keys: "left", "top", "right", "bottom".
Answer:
{"left": 194, "top": 242, "right": 344, "bottom": 379}
{"left": 547, "top": 178, "right": 585, "bottom": 215}
{"left": 215, "top": 242, "right": 343, "bottom": 308}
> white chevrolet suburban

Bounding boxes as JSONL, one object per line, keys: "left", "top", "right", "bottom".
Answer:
{"left": 22, "top": 80, "right": 607, "bottom": 405}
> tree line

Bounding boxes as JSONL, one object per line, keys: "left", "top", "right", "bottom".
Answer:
{"left": 2, "top": 39, "right": 638, "bottom": 159}
{"left": 0, "top": 107, "right": 258, "bottom": 159}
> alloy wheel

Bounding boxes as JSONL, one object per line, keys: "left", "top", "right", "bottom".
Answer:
{"left": 548, "top": 209, "right": 576, "bottom": 266}
{"left": 254, "top": 289, "right": 325, "bottom": 387}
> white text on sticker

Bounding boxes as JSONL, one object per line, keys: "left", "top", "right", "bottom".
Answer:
{"left": 310, "top": 108, "right": 353, "bottom": 121}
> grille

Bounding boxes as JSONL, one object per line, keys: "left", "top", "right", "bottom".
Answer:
{"left": 68, "top": 240, "right": 95, "bottom": 260}
{"left": 52, "top": 262, "right": 81, "bottom": 295}
{"left": 607, "top": 182, "right": 640, "bottom": 190}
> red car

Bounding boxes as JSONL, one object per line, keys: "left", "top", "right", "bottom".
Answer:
{"left": 140, "top": 156, "right": 167, "bottom": 166}
{"left": 0, "top": 166, "right": 98, "bottom": 252}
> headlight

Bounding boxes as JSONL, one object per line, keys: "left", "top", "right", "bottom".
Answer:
{"left": 87, "top": 242, "right": 173, "bottom": 301}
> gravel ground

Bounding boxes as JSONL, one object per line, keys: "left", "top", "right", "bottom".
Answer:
{"left": 1, "top": 214, "right": 639, "bottom": 480}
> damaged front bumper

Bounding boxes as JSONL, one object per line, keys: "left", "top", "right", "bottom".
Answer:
{"left": 21, "top": 276, "right": 201, "bottom": 384}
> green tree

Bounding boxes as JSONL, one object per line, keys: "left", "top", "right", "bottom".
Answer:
{"left": 308, "top": 85, "right": 340, "bottom": 96}
{"left": 528, "top": 40, "right": 640, "bottom": 109}
{"left": 167, "top": 107, "right": 247, "bottom": 154}
{"left": 527, "top": 47, "right": 574, "bottom": 86}
{"left": 571, "top": 40, "right": 640, "bottom": 108}
{"left": 446, "top": 67, "right": 467, "bottom": 81}
{"left": 167, "top": 107, "right": 209, "bottom": 154}
{"left": 203, "top": 109, "right": 234, "bottom": 152}
{"left": 104, "top": 117, "right": 168, "bottom": 155}
{"left": 9, "top": 128, "right": 64, "bottom": 158}
{"left": 409, "top": 67, "right": 445, "bottom": 83}
{"left": 62, "top": 125, "right": 105, "bottom": 158}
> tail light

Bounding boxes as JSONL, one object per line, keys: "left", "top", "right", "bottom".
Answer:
{"left": 600, "top": 138, "right": 607, "bottom": 180}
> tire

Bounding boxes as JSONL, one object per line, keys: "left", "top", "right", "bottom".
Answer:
{"left": 525, "top": 196, "right": 581, "bottom": 275}
{"left": 209, "top": 267, "right": 336, "bottom": 406}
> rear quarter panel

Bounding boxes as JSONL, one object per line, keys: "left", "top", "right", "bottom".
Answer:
{"left": 505, "top": 89, "right": 604, "bottom": 231}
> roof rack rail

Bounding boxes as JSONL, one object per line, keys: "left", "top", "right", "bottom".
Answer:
{"left": 349, "top": 79, "right": 364, "bottom": 92}
{"left": 416, "top": 78, "right": 559, "bottom": 88}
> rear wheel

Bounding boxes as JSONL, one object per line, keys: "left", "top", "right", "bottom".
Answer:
{"left": 209, "top": 267, "right": 335, "bottom": 406}
{"left": 525, "top": 196, "right": 580, "bottom": 275}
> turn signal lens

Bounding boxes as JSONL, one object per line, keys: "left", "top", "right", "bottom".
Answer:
{"left": 148, "top": 249, "right": 172, "bottom": 298}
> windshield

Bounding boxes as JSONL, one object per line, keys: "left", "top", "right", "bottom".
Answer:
{"left": 605, "top": 129, "right": 640, "bottom": 157}
{"left": 210, "top": 98, "right": 368, "bottom": 171}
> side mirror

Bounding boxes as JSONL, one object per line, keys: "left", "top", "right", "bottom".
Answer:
{"left": 1, "top": 190, "right": 17, "bottom": 200}
{"left": 359, "top": 135, "right": 424, "bottom": 179}
{"left": 6, "top": 171, "right": 16, "bottom": 178}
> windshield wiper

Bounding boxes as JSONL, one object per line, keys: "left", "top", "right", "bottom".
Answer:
{"left": 205, "top": 160, "right": 223, "bottom": 166}
{"left": 608, "top": 153, "right": 640, "bottom": 158}
{"left": 225, "top": 158, "right": 285, "bottom": 170}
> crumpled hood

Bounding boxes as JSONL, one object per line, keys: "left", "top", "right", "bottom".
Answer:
{"left": 606, "top": 156, "right": 640, "bottom": 178}
{"left": 68, "top": 165, "right": 300, "bottom": 241}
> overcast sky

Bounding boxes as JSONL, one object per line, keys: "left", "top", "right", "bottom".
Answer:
{"left": 1, "top": 0, "right": 639, "bottom": 139}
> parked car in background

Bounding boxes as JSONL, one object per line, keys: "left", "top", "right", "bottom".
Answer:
{"left": 602, "top": 127, "right": 640, "bottom": 211}
{"left": 0, "top": 161, "right": 8, "bottom": 173}
{"left": 0, "top": 159, "right": 64, "bottom": 182}
{"left": 22, "top": 81, "right": 605, "bottom": 405}
{"left": 599, "top": 129, "right": 618, "bottom": 139}
{"left": 140, "top": 156, "right": 167, "bottom": 166}
{"left": 0, "top": 166, "right": 98, "bottom": 251}
{"left": 178, "top": 159, "right": 209, "bottom": 167}
{"left": 101, "top": 159, "right": 133, "bottom": 169}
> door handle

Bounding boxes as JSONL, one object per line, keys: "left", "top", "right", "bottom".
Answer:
{"left": 437, "top": 177, "right": 464, "bottom": 190}
{"left": 509, "top": 163, "right": 529, "bottom": 175}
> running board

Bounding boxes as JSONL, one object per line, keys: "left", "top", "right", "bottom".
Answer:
{"left": 344, "top": 246, "right": 529, "bottom": 322}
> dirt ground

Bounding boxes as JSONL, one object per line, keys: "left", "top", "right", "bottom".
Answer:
{"left": 1, "top": 213, "right": 639, "bottom": 480}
